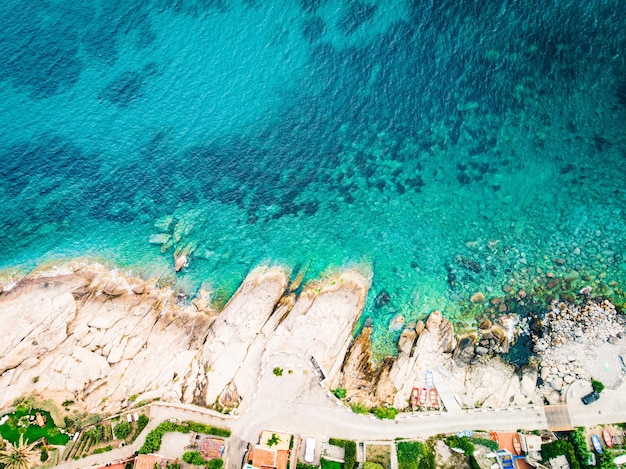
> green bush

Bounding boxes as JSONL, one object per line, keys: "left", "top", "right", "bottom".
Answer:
{"left": 93, "top": 445, "right": 113, "bottom": 454}
{"left": 349, "top": 402, "right": 369, "bottom": 414}
{"left": 468, "top": 455, "right": 480, "bottom": 469}
{"left": 598, "top": 452, "right": 618, "bottom": 469}
{"left": 541, "top": 440, "right": 580, "bottom": 469}
{"left": 469, "top": 437, "right": 498, "bottom": 452}
{"left": 373, "top": 407, "right": 398, "bottom": 420}
{"left": 139, "top": 421, "right": 230, "bottom": 454}
{"left": 207, "top": 458, "right": 224, "bottom": 469}
{"left": 182, "top": 451, "right": 206, "bottom": 465}
{"left": 363, "top": 463, "right": 383, "bottom": 469}
{"left": 591, "top": 379, "right": 605, "bottom": 394}
{"left": 569, "top": 427, "right": 593, "bottom": 469}
{"left": 40, "top": 448, "right": 49, "bottom": 462}
{"left": 416, "top": 450, "right": 434, "bottom": 469}
{"left": 332, "top": 388, "right": 347, "bottom": 399}
{"left": 113, "top": 421, "right": 132, "bottom": 440}
{"left": 397, "top": 441, "right": 424, "bottom": 469}
{"left": 297, "top": 464, "right": 319, "bottom": 469}
{"left": 328, "top": 439, "right": 356, "bottom": 469}
{"left": 445, "top": 436, "right": 475, "bottom": 455}
{"left": 273, "top": 367, "right": 284, "bottom": 377}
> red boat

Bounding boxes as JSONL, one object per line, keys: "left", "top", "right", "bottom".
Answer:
{"left": 512, "top": 434, "right": 522, "bottom": 455}
{"left": 418, "top": 387, "right": 428, "bottom": 406}
{"left": 490, "top": 432, "right": 499, "bottom": 444}
{"left": 429, "top": 388, "right": 438, "bottom": 407}
{"left": 603, "top": 429, "right": 613, "bottom": 448}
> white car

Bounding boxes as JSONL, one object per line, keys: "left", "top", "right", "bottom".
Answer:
{"left": 304, "top": 438, "right": 316, "bottom": 463}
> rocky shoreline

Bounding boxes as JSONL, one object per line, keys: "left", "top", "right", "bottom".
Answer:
{"left": 0, "top": 261, "right": 624, "bottom": 416}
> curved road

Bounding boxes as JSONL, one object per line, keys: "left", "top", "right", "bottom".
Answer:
{"left": 53, "top": 353, "right": 626, "bottom": 469}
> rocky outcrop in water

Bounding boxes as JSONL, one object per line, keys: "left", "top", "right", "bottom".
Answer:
{"left": 0, "top": 262, "right": 370, "bottom": 415}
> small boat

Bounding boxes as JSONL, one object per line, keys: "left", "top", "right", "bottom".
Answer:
{"left": 592, "top": 434, "right": 603, "bottom": 454}
{"left": 426, "top": 370, "right": 434, "bottom": 389}
{"left": 411, "top": 387, "right": 419, "bottom": 409}
{"left": 418, "top": 387, "right": 428, "bottom": 406}
{"left": 429, "top": 388, "right": 438, "bottom": 407}
{"left": 603, "top": 429, "right": 613, "bottom": 448}
{"left": 512, "top": 434, "right": 522, "bottom": 456}
{"left": 490, "top": 432, "right": 499, "bottom": 444}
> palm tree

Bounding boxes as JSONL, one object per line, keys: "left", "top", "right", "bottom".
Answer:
{"left": 0, "top": 435, "right": 35, "bottom": 469}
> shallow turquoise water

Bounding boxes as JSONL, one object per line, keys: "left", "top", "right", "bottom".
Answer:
{"left": 1, "top": 0, "right": 625, "bottom": 355}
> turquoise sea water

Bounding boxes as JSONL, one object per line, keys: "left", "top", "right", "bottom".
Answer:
{"left": 1, "top": 0, "right": 625, "bottom": 355}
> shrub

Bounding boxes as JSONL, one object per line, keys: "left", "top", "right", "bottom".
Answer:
{"left": 373, "top": 407, "right": 398, "bottom": 420}
{"left": 328, "top": 439, "right": 356, "bottom": 469}
{"left": 397, "top": 441, "right": 424, "bottom": 469}
{"left": 348, "top": 402, "right": 369, "bottom": 414}
{"left": 321, "top": 459, "right": 343, "bottom": 469}
{"left": 363, "top": 463, "right": 383, "bottom": 469}
{"left": 444, "top": 436, "right": 475, "bottom": 455}
{"left": 113, "top": 421, "right": 132, "bottom": 440}
{"left": 207, "top": 458, "right": 224, "bottom": 469}
{"left": 139, "top": 421, "right": 230, "bottom": 454}
{"left": 469, "top": 437, "right": 498, "bottom": 452}
{"left": 182, "top": 451, "right": 206, "bottom": 465}
{"left": 297, "top": 464, "right": 319, "bottom": 469}
{"left": 332, "top": 388, "right": 347, "bottom": 399}
{"left": 417, "top": 450, "right": 434, "bottom": 469}
{"left": 93, "top": 445, "right": 113, "bottom": 454}
{"left": 40, "top": 448, "right": 49, "bottom": 462}
{"left": 591, "top": 379, "right": 605, "bottom": 394}
{"left": 541, "top": 440, "right": 580, "bottom": 469}
{"left": 273, "top": 367, "right": 283, "bottom": 377}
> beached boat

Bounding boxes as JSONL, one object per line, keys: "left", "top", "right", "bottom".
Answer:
{"left": 512, "top": 434, "right": 522, "bottom": 455}
{"left": 426, "top": 370, "right": 434, "bottom": 389}
{"left": 592, "top": 434, "right": 603, "bottom": 454}
{"left": 429, "top": 388, "right": 438, "bottom": 407}
{"left": 490, "top": 432, "right": 499, "bottom": 444}
{"left": 603, "top": 429, "right": 613, "bottom": 448}
{"left": 419, "top": 387, "right": 428, "bottom": 406}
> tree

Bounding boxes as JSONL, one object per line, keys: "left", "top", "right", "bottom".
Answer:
{"left": 207, "top": 458, "right": 224, "bottom": 469}
{"left": 267, "top": 434, "right": 281, "bottom": 447}
{"left": 0, "top": 435, "right": 36, "bottom": 469}
{"left": 332, "top": 388, "right": 347, "bottom": 399}
{"left": 113, "top": 422, "right": 132, "bottom": 440}
{"left": 591, "top": 379, "right": 605, "bottom": 394}
{"left": 182, "top": 451, "right": 206, "bottom": 465}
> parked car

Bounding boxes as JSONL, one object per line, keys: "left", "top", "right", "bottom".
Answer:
{"left": 582, "top": 391, "right": 600, "bottom": 405}
{"left": 304, "top": 438, "right": 316, "bottom": 463}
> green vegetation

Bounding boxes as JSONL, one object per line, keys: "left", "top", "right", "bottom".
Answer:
{"left": 267, "top": 433, "right": 281, "bottom": 447}
{"left": 182, "top": 451, "right": 206, "bottom": 465}
{"left": 113, "top": 422, "right": 132, "bottom": 440}
{"left": 569, "top": 428, "right": 593, "bottom": 469}
{"left": 207, "top": 458, "right": 224, "bottom": 469}
{"left": 273, "top": 367, "right": 284, "bottom": 377}
{"left": 417, "top": 447, "right": 435, "bottom": 469}
{"left": 396, "top": 441, "right": 424, "bottom": 469}
{"left": 541, "top": 440, "right": 580, "bottom": 469}
{"left": 297, "top": 464, "right": 319, "bottom": 469}
{"left": 139, "top": 421, "right": 230, "bottom": 454}
{"left": 321, "top": 459, "right": 343, "bottom": 469}
{"left": 372, "top": 407, "right": 398, "bottom": 420}
{"left": 348, "top": 402, "right": 369, "bottom": 414}
{"left": 592, "top": 379, "right": 605, "bottom": 394}
{"left": 444, "top": 436, "right": 475, "bottom": 455}
{"left": 363, "top": 463, "right": 383, "bottom": 469}
{"left": 0, "top": 435, "right": 36, "bottom": 469}
{"left": 128, "top": 394, "right": 139, "bottom": 403}
{"left": 93, "top": 446, "right": 113, "bottom": 454}
{"left": 0, "top": 409, "right": 69, "bottom": 446}
{"left": 332, "top": 388, "right": 347, "bottom": 399}
{"left": 134, "top": 414, "right": 149, "bottom": 438}
{"left": 469, "top": 437, "right": 498, "bottom": 452}
{"left": 40, "top": 447, "right": 49, "bottom": 462}
{"left": 328, "top": 439, "right": 356, "bottom": 469}
{"left": 598, "top": 452, "right": 618, "bottom": 469}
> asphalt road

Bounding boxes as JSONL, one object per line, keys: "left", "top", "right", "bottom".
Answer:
{"left": 51, "top": 353, "right": 626, "bottom": 469}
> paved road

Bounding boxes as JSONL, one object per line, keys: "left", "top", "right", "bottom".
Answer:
{"left": 51, "top": 353, "right": 626, "bottom": 469}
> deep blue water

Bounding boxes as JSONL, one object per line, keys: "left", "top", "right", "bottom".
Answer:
{"left": 1, "top": 0, "right": 625, "bottom": 354}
